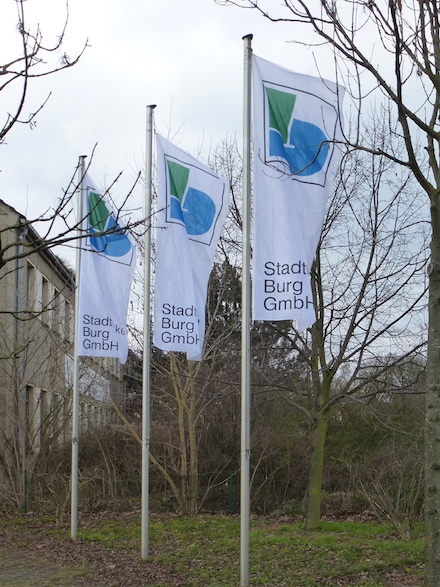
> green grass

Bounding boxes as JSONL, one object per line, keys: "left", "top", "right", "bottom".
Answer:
{"left": 1, "top": 513, "right": 424, "bottom": 586}
{"left": 76, "top": 514, "right": 424, "bottom": 586}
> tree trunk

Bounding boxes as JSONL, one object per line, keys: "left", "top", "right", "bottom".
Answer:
{"left": 169, "top": 354, "right": 199, "bottom": 515}
{"left": 425, "top": 194, "right": 440, "bottom": 586}
{"left": 305, "top": 406, "right": 330, "bottom": 530}
{"left": 187, "top": 361, "right": 199, "bottom": 515}
{"left": 305, "top": 266, "right": 331, "bottom": 531}
{"left": 169, "top": 353, "right": 188, "bottom": 512}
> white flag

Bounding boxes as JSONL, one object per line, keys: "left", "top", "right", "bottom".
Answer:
{"left": 76, "top": 175, "right": 136, "bottom": 364}
{"left": 154, "top": 134, "right": 229, "bottom": 361}
{"left": 252, "top": 55, "right": 344, "bottom": 329}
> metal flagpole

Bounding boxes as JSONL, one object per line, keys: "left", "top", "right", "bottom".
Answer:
{"left": 142, "top": 104, "right": 156, "bottom": 559}
{"left": 71, "top": 155, "right": 87, "bottom": 540}
{"left": 241, "top": 34, "right": 253, "bottom": 587}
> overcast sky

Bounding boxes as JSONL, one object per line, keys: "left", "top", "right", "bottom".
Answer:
{"left": 1, "top": 0, "right": 335, "bottom": 233}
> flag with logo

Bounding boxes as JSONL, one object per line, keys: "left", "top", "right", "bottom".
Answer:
{"left": 76, "top": 175, "right": 136, "bottom": 364}
{"left": 252, "top": 55, "right": 345, "bottom": 330}
{"left": 154, "top": 134, "right": 229, "bottom": 361}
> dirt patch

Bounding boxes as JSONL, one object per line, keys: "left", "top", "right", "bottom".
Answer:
{"left": 0, "top": 519, "right": 187, "bottom": 587}
{"left": 0, "top": 546, "right": 83, "bottom": 586}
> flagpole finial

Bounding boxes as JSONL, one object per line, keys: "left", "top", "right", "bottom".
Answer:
{"left": 243, "top": 33, "right": 253, "bottom": 41}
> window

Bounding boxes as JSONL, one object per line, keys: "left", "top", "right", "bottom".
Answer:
{"left": 53, "top": 289, "right": 65, "bottom": 336}
{"left": 51, "top": 393, "right": 62, "bottom": 445}
{"left": 41, "top": 276, "right": 51, "bottom": 325}
{"left": 64, "top": 299, "right": 73, "bottom": 342}
{"left": 40, "top": 389, "right": 49, "bottom": 444}
{"left": 26, "top": 262, "right": 37, "bottom": 311}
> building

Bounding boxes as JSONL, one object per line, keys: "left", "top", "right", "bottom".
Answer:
{"left": 0, "top": 199, "right": 124, "bottom": 506}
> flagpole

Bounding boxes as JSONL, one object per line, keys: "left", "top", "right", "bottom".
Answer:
{"left": 241, "top": 33, "right": 253, "bottom": 587}
{"left": 142, "top": 104, "right": 156, "bottom": 559}
{"left": 71, "top": 155, "right": 87, "bottom": 540}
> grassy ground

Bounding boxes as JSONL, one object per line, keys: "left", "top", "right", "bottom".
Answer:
{"left": 0, "top": 512, "right": 425, "bottom": 586}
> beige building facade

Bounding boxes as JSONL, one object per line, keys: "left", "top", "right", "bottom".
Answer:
{"left": 0, "top": 200, "right": 124, "bottom": 506}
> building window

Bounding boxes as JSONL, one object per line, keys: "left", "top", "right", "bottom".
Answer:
{"left": 26, "top": 262, "right": 37, "bottom": 311}
{"left": 40, "top": 389, "right": 49, "bottom": 444}
{"left": 64, "top": 300, "right": 73, "bottom": 343}
{"left": 41, "top": 276, "right": 51, "bottom": 326}
{"left": 53, "top": 289, "right": 65, "bottom": 336}
{"left": 52, "top": 393, "right": 62, "bottom": 445}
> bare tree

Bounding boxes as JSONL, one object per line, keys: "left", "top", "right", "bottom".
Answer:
{"left": 0, "top": 0, "right": 145, "bottom": 270}
{"left": 1, "top": 0, "right": 87, "bottom": 146}
{"left": 208, "top": 104, "right": 428, "bottom": 533}
{"left": 119, "top": 138, "right": 243, "bottom": 514}
{"left": 217, "top": 2, "right": 439, "bottom": 581}
{"left": 254, "top": 120, "right": 427, "bottom": 529}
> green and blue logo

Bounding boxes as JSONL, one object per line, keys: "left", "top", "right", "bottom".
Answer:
{"left": 265, "top": 83, "right": 333, "bottom": 180}
{"left": 87, "top": 191, "right": 132, "bottom": 258}
{"left": 166, "top": 159, "right": 224, "bottom": 246}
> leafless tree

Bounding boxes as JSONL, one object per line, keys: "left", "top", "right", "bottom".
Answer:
{"left": 248, "top": 116, "right": 427, "bottom": 530}
{"left": 217, "top": 2, "right": 438, "bottom": 581}
{"left": 1, "top": 0, "right": 87, "bottom": 146}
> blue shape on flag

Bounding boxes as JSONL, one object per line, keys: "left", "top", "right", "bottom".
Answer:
{"left": 89, "top": 215, "right": 132, "bottom": 257}
{"left": 171, "top": 188, "right": 216, "bottom": 236}
{"left": 269, "top": 119, "right": 329, "bottom": 176}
